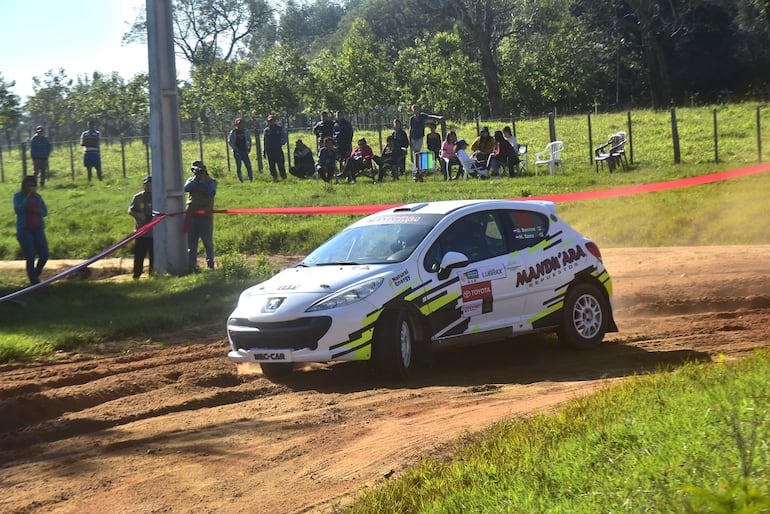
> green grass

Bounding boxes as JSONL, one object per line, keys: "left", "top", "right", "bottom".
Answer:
{"left": 343, "top": 351, "right": 770, "bottom": 513}
{"left": 1, "top": 103, "right": 769, "bottom": 360}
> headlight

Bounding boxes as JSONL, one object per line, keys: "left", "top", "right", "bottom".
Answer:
{"left": 306, "top": 278, "right": 384, "bottom": 312}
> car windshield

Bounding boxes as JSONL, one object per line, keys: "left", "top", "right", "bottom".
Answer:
{"left": 301, "top": 213, "right": 443, "bottom": 265}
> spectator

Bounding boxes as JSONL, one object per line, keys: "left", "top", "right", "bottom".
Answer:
{"left": 470, "top": 126, "right": 495, "bottom": 163}
{"left": 128, "top": 176, "right": 154, "bottom": 279}
{"left": 263, "top": 114, "right": 287, "bottom": 181}
{"left": 391, "top": 119, "right": 409, "bottom": 174}
{"left": 315, "top": 137, "right": 337, "bottom": 182}
{"left": 488, "top": 130, "right": 518, "bottom": 177}
{"left": 14, "top": 175, "right": 48, "bottom": 285}
{"left": 312, "top": 112, "right": 334, "bottom": 153}
{"left": 456, "top": 138, "right": 488, "bottom": 178}
{"left": 375, "top": 135, "right": 405, "bottom": 182}
{"left": 80, "top": 120, "right": 102, "bottom": 181}
{"left": 343, "top": 137, "right": 374, "bottom": 184}
{"left": 184, "top": 160, "right": 217, "bottom": 271}
{"left": 289, "top": 139, "right": 315, "bottom": 179}
{"left": 29, "top": 125, "right": 51, "bottom": 188}
{"left": 228, "top": 118, "right": 253, "bottom": 182}
{"left": 426, "top": 121, "right": 442, "bottom": 163}
{"left": 333, "top": 110, "right": 354, "bottom": 170}
{"left": 408, "top": 103, "right": 443, "bottom": 160}
{"left": 440, "top": 131, "right": 460, "bottom": 180}
{"left": 502, "top": 126, "right": 519, "bottom": 153}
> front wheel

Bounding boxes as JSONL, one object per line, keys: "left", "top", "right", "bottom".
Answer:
{"left": 373, "top": 309, "right": 416, "bottom": 379}
{"left": 558, "top": 283, "right": 608, "bottom": 350}
{"left": 260, "top": 362, "right": 294, "bottom": 380}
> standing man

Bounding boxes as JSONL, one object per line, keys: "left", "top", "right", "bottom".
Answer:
{"left": 184, "top": 160, "right": 217, "bottom": 271}
{"left": 128, "top": 176, "right": 154, "bottom": 279}
{"left": 332, "top": 110, "right": 354, "bottom": 171}
{"left": 80, "top": 120, "right": 102, "bottom": 181}
{"left": 29, "top": 125, "right": 51, "bottom": 188}
{"left": 408, "top": 104, "right": 442, "bottom": 167}
{"left": 312, "top": 112, "right": 334, "bottom": 153}
{"left": 228, "top": 118, "right": 253, "bottom": 182}
{"left": 263, "top": 114, "right": 287, "bottom": 181}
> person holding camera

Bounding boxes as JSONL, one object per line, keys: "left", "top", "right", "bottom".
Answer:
{"left": 14, "top": 175, "right": 49, "bottom": 285}
{"left": 184, "top": 160, "right": 217, "bottom": 272}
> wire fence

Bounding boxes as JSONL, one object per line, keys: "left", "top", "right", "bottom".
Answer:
{"left": 1, "top": 106, "right": 767, "bottom": 184}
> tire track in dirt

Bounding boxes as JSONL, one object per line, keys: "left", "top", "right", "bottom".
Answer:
{"left": 0, "top": 246, "right": 768, "bottom": 514}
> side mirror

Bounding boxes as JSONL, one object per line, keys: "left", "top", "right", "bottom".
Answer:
{"left": 437, "top": 251, "right": 469, "bottom": 280}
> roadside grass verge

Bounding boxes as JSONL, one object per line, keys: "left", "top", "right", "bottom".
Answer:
{"left": 0, "top": 255, "right": 276, "bottom": 362}
{"left": 343, "top": 350, "right": 770, "bottom": 513}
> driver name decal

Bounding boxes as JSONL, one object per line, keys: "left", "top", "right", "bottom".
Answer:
{"left": 461, "top": 280, "right": 493, "bottom": 317}
{"left": 516, "top": 245, "right": 588, "bottom": 287}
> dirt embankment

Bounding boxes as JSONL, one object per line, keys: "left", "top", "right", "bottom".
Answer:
{"left": 1, "top": 246, "right": 769, "bottom": 514}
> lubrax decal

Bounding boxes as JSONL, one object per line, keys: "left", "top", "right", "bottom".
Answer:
{"left": 255, "top": 352, "right": 286, "bottom": 360}
{"left": 516, "top": 245, "right": 587, "bottom": 287}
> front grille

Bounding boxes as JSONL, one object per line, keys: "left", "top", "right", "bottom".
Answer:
{"left": 228, "top": 316, "right": 332, "bottom": 351}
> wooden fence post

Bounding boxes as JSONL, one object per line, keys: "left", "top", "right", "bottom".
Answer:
{"left": 671, "top": 108, "right": 681, "bottom": 164}
{"left": 757, "top": 106, "right": 762, "bottom": 163}
{"left": 627, "top": 111, "right": 634, "bottom": 166}
{"left": 20, "top": 142, "right": 28, "bottom": 178}
{"left": 587, "top": 112, "right": 594, "bottom": 165}
{"left": 713, "top": 109, "right": 719, "bottom": 164}
{"left": 69, "top": 142, "right": 75, "bottom": 180}
{"left": 120, "top": 135, "right": 127, "bottom": 178}
{"left": 0, "top": 145, "right": 4, "bottom": 182}
{"left": 548, "top": 113, "right": 556, "bottom": 142}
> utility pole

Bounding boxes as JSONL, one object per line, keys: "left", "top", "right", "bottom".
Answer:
{"left": 146, "top": 0, "right": 187, "bottom": 275}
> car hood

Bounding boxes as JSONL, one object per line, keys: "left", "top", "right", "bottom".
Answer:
{"left": 244, "top": 263, "right": 400, "bottom": 295}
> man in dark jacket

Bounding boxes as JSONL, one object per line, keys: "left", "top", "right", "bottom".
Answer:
{"left": 332, "top": 110, "right": 354, "bottom": 170}
{"left": 228, "top": 118, "right": 253, "bottom": 182}
{"left": 29, "top": 125, "right": 52, "bottom": 187}
{"left": 263, "top": 114, "right": 287, "bottom": 181}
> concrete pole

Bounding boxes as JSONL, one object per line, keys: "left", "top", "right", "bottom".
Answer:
{"left": 146, "top": 0, "right": 187, "bottom": 275}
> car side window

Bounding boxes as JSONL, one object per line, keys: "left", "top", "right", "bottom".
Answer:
{"left": 423, "top": 211, "right": 507, "bottom": 273}
{"left": 505, "top": 210, "right": 549, "bottom": 251}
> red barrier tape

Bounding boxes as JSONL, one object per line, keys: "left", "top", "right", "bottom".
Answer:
{"left": 2, "top": 164, "right": 768, "bottom": 304}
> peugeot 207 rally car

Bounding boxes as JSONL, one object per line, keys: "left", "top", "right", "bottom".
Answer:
{"left": 227, "top": 200, "right": 617, "bottom": 379}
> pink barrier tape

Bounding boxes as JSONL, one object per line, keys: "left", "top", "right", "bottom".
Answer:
{"left": 3, "top": 164, "right": 768, "bottom": 304}
{"left": 0, "top": 215, "right": 168, "bottom": 304}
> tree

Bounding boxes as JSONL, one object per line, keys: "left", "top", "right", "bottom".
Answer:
{"left": 416, "top": 0, "right": 518, "bottom": 117}
{"left": 0, "top": 74, "right": 22, "bottom": 145}
{"left": 394, "top": 32, "right": 486, "bottom": 117}
{"left": 26, "top": 69, "right": 75, "bottom": 142}
{"left": 124, "top": 0, "right": 273, "bottom": 67}
{"left": 335, "top": 19, "right": 396, "bottom": 117}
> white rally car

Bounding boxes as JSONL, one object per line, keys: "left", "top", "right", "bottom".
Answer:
{"left": 227, "top": 200, "right": 617, "bottom": 379}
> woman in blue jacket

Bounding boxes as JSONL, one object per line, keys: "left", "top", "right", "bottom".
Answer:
{"left": 14, "top": 175, "right": 49, "bottom": 284}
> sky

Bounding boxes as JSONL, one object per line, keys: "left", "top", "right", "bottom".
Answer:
{"left": 0, "top": 0, "right": 189, "bottom": 101}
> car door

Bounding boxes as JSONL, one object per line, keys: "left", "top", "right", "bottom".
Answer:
{"left": 419, "top": 210, "right": 529, "bottom": 340}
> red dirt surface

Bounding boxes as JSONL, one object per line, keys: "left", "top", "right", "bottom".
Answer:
{"left": 1, "top": 246, "right": 769, "bottom": 513}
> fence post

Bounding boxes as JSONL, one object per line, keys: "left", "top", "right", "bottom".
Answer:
{"left": 224, "top": 134, "right": 231, "bottom": 173}
{"left": 69, "top": 142, "right": 75, "bottom": 180}
{"left": 670, "top": 108, "right": 681, "bottom": 164}
{"left": 21, "top": 142, "right": 28, "bottom": 178}
{"left": 627, "top": 111, "right": 634, "bottom": 166}
{"left": 757, "top": 106, "right": 762, "bottom": 163}
{"left": 587, "top": 112, "right": 593, "bottom": 165}
{"left": 548, "top": 113, "right": 556, "bottom": 142}
{"left": 713, "top": 109, "right": 719, "bottom": 164}
{"left": 144, "top": 135, "right": 151, "bottom": 176}
{"left": 198, "top": 126, "right": 204, "bottom": 163}
{"left": 0, "top": 145, "right": 4, "bottom": 182}
{"left": 120, "top": 135, "right": 127, "bottom": 178}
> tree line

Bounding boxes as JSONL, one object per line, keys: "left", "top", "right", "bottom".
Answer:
{"left": 1, "top": 0, "right": 769, "bottom": 146}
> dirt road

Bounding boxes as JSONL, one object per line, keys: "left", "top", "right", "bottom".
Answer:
{"left": 1, "top": 246, "right": 769, "bottom": 513}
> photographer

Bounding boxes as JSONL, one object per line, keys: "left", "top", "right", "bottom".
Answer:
{"left": 183, "top": 160, "right": 217, "bottom": 272}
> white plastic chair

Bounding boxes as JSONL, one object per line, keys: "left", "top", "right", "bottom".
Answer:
{"left": 458, "top": 153, "right": 489, "bottom": 180}
{"left": 534, "top": 141, "right": 564, "bottom": 175}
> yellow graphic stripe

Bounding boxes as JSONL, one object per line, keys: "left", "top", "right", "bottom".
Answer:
{"left": 529, "top": 299, "right": 564, "bottom": 324}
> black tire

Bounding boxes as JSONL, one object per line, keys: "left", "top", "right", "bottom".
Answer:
{"left": 558, "top": 283, "right": 608, "bottom": 350}
{"left": 374, "top": 309, "right": 416, "bottom": 379}
{"left": 260, "top": 362, "right": 294, "bottom": 380}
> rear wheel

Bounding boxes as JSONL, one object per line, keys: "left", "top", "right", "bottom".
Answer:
{"left": 558, "top": 283, "right": 608, "bottom": 350}
{"left": 260, "top": 362, "right": 294, "bottom": 380}
{"left": 374, "top": 309, "right": 415, "bottom": 379}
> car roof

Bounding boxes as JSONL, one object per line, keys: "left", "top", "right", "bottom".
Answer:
{"left": 377, "top": 199, "right": 557, "bottom": 217}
